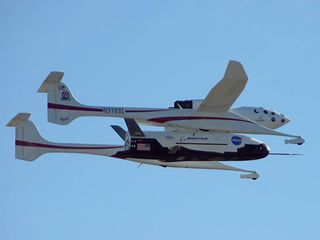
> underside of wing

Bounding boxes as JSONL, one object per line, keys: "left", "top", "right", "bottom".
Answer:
{"left": 198, "top": 60, "right": 248, "bottom": 112}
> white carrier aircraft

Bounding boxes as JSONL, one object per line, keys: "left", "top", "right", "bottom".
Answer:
{"left": 7, "top": 60, "right": 304, "bottom": 179}
{"left": 38, "top": 61, "right": 304, "bottom": 144}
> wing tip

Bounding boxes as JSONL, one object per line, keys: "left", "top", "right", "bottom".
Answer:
{"left": 225, "top": 60, "right": 248, "bottom": 80}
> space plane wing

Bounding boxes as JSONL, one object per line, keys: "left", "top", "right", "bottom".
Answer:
{"left": 197, "top": 60, "right": 248, "bottom": 112}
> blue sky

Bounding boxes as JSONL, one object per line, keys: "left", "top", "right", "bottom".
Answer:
{"left": 1, "top": 1, "right": 319, "bottom": 239}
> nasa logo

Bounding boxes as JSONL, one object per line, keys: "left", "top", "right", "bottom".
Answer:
{"left": 61, "top": 91, "right": 70, "bottom": 101}
{"left": 231, "top": 136, "right": 242, "bottom": 145}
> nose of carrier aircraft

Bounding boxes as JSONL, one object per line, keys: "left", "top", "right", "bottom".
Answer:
{"left": 270, "top": 112, "right": 291, "bottom": 128}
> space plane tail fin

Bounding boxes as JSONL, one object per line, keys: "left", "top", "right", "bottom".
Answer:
{"left": 124, "top": 118, "right": 145, "bottom": 137}
{"left": 111, "top": 125, "right": 127, "bottom": 140}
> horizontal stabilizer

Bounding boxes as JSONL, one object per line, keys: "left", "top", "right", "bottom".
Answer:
{"left": 7, "top": 113, "right": 31, "bottom": 127}
{"left": 38, "top": 71, "right": 64, "bottom": 93}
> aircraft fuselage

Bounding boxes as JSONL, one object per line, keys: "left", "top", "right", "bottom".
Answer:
{"left": 48, "top": 102, "right": 289, "bottom": 136}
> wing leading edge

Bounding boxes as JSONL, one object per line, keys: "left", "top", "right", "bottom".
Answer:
{"left": 198, "top": 60, "right": 248, "bottom": 113}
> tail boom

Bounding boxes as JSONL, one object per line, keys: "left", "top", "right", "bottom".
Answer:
{"left": 38, "top": 71, "right": 168, "bottom": 125}
{"left": 7, "top": 113, "right": 123, "bottom": 161}
{"left": 15, "top": 139, "right": 122, "bottom": 159}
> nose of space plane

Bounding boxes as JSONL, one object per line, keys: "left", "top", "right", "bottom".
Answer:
{"left": 237, "top": 142, "right": 270, "bottom": 160}
{"left": 248, "top": 143, "right": 270, "bottom": 160}
{"left": 260, "top": 143, "right": 270, "bottom": 157}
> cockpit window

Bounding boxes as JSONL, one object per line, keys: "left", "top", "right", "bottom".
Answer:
{"left": 281, "top": 118, "right": 286, "bottom": 123}
{"left": 174, "top": 100, "right": 193, "bottom": 109}
{"left": 254, "top": 109, "right": 259, "bottom": 113}
{"left": 271, "top": 112, "right": 275, "bottom": 115}
{"left": 263, "top": 110, "right": 268, "bottom": 114}
{"left": 271, "top": 117, "right": 276, "bottom": 122}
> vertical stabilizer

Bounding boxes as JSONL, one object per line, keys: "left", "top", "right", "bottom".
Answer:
{"left": 38, "top": 71, "right": 84, "bottom": 125}
{"left": 124, "top": 118, "right": 145, "bottom": 137}
{"left": 7, "top": 113, "right": 50, "bottom": 160}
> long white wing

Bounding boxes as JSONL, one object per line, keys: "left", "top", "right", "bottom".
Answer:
{"left": 197, "top": 60, "right": 248, "bottom": 112}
